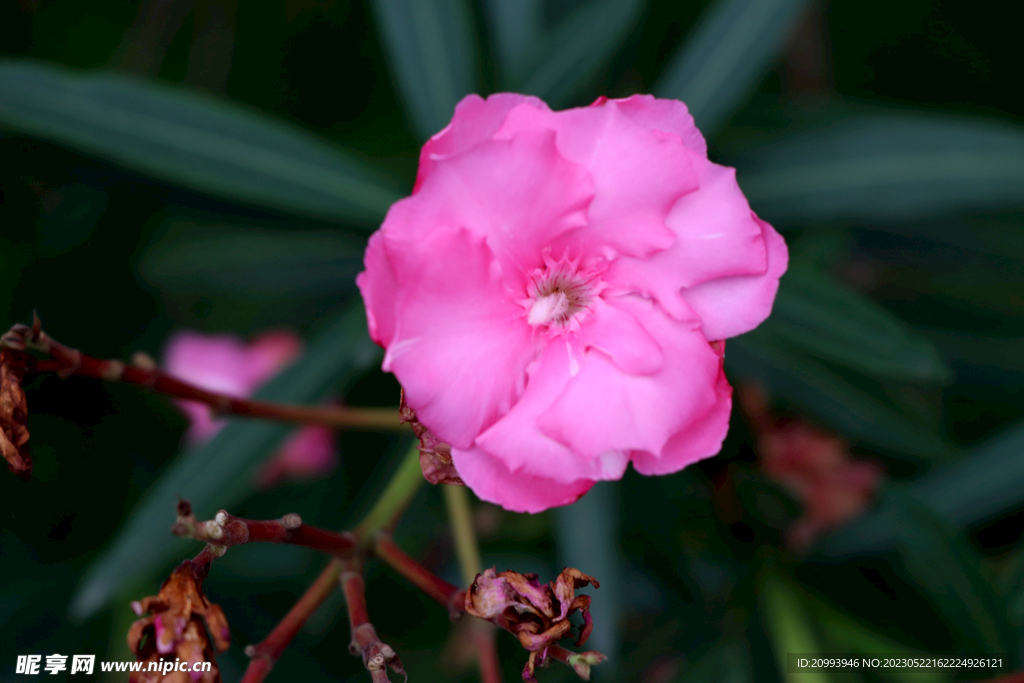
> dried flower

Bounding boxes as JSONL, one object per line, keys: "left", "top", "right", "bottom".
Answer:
{"left": 163, "top": 330, "right": 337, "bottom": 486}
{"left": 740, "top": 384, "right": 883, "bottom": 548}
{"left": 127, "top": 560, "right": 230, "bottom": 683}
{"left": 466, "top": 567, "right": 600, "bottom": 679}
{"left": 399, "top": 390, "right": 463, "bottom": 485}
{"left": 358, "top": 93, "right": 787, "bottom": 512}
{"left": 0, "top": 349, "right": 32, "bottom": 480}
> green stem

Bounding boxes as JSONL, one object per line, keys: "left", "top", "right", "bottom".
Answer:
{"left": 443, "top": 485, "right": 483, "bottom": 584}
{"left": 354, "top": 444, "right": 424, "bottom": 544}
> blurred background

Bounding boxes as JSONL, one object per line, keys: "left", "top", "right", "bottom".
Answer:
{"left": 2, "top": 0, "right": 1024, "bottom": 681}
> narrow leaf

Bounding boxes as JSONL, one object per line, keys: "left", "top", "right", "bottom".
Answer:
{"left": 0, "top": 60, "right": 400, "bottom": 224}
{"left": 654, "top": 0, "right": 813, "bottom": 134}
{"left": 820, "top": 422, "right": 1024, "bottom": 556}
{"left": 734, "top": 114, "right": 1024, "bottom": 223}
{"left": 516, "top": 0, "right": 645, "bottom": 108}
{"left": 760, "top": 575, "right": 830, "bottom": 683}
{"left": 481, "top": 0, "right": 542, "bottom": 86}
{"left": 726, "top": 332, "right": 954, "bottom": 459}
{"left": 888, "top": 492, "right": 1016, "bottom": 656}
{"left": 139, "top": 217, "right": 364, "bottom": 298}
{"left": 370, "top": 0, "right": 478, "bottom": 141}
{"left": 767, "top": 266, "right": 951, "bottom": 383}
{"left": 70, "top": 304, "right": 381, "bottom": 620}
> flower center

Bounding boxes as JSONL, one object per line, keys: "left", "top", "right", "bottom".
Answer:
{"left": 526, "top": 266, "right": 593, "bottom": 327}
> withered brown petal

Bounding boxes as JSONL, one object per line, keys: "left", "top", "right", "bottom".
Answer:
{"left": 0, "top": 349, "right": 31, "bottom": 479}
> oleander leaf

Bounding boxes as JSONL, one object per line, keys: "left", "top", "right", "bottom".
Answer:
{"left": 0, "top": 60, "right": 400, "bottom": 224}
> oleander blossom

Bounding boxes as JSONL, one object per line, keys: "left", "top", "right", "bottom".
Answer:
{"left": 163, "top": 330, "right": 337, "bottom": 487}
{"left": 357, "top": 93, "right": 788, "bottom": 513}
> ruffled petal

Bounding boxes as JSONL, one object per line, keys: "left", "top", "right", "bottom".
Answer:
{"left": 415, "top": 93, "right": 549, "bottom": 191}
{"left": 580, "top": 297, "right": 662, "bottom": 376}
{"left": 681, "top": 217, "right": 789, "bottom": 340}
{"left": 538, "top": 297, "right": 724, "bottom": 460}
{"left": 383, "top": 227, "right": 537, "bottom": 449}
{"left": 630, "top": 344, "right": 732, "bottom": 475}
{"left": 451, "top": 444, "right": 594, "bottom": 514}
{"left": 496, "top": 101, "right": 697, "bottom": 260}
{"left": 356, "top": 231, "right": 400, "bottom": 348}
{"left": 474, "top": 343, "right": 630, "bottom": 483}
{"left": 609, "top": 94, "right": 708, "bottom": 157}
{"left": 603, "top": 157, "right": 768, "bottom": 320}
{"left": 388, "top": 131, "right": 594, "bottom": 286}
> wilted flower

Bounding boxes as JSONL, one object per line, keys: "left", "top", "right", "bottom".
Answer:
{"left": 163, "top": 330, "right": 337, "bottom": 486}
{"left": 0, "top": 349, "right": 31, "bottom": 480}
{"left": 466, "top": 567, "right": 600, "bottom": 679}
{"left": 358, "top": 93, "right": 787, "bottom": 512}
{"left": 740, "top": 385, "right": 883, "bottom": 548}
{"left": 127, "top": 560, "right": 230, "bottom": 683}
{"left": 399, "top": 390, "right": 463, "bottom": 485}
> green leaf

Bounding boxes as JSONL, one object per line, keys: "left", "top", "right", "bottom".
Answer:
{"left": 654, "top": 0, "right": 814, "bottom": 134}
{"left": 760, "top": 575, "right": 830, "bottom": 683}
{"left": 678, "top": 639, "right": 752, "bottom": 683}
{"left": 766, "top": 267, "right": 951, "bottom": 383}
{"left": 800, "top": 585, "right": 947, "bottom": 683}
{"left": 480, "top": 0, "right": 542, "bottom": 87}
{"left": 887, "top": 492, "right": 1017, "bottom": 656}
{"left": 0, "top": 60, "right": 401, "bottom": 224}
{"left": 70, "top": 303, "right": 381, "bottom": 620}
{"left": 733, "top": 114, "right": 1024, "bottom": 224}
{"left": 726, "top": 332, "right": 953, "bottom": 459}
{"left": 369, "top": 0, "right": 478, "bottom": 141}
{"left": 138, "top": 216, "right": 365, "bottom": 299}
{"left": 512, "top": 0, "right": 644, "bottom": 108}
{"left": 820, "top": 422, "right": 1024, "bottom": 557}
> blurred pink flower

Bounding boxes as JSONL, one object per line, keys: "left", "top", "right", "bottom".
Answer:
{"left": 163, "top": 330, "right": 337, "bottom": 487}
{"left": 739, "top": 384, "right": 883, "bottom": 549}
{"left": 358, "top": 93, "right": 787, "bottom": 513}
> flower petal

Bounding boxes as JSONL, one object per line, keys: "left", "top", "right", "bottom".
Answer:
{"left": 356, "top": 231, "right": 400, "bottom": 348}
{"left": 474, "top": 344, "right": 630, "bottom": 483}
{"left": 630, "top": 345, "right": 732, "bottom": 475}
{"left": 497, "top": 101, "right": 697, "bottom": 260}
{"left": 538, "top": 297, "right": 724, "bottom": 459}
{"left": 451, "top": 444, "right": 594, "bottom": 514}
{"left": 415, "top": 93, "right": 549, "bottom": 191}
{"left": 387, "top": 131, "right": 594, "bottom": 285}
{"left": 610, "top": 94, "right": 708, "bottom": 156}
{"left": 384, "top": 227, "right": 537, "bottom": 449}
{"left": 603, "top": 158, "right": 769, "bottom": 321}
{"left": 580, "top": 296, "right": 662, "bottom": 376}
{"left": 681, "top": 217, "right": 789, "bottom": 340}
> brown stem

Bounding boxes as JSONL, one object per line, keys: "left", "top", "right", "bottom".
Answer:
{"left": 2, "top": 319, "right": 404, "bottom": 431}
{"left": 173, "top": 504, "right": 358, "bottom": 557}
{"left": 373, "top": 533, "right": 600, "bottom": 680}
{"left": 241, "top": 559, "right": 344, "bottom": 683}
{"left": 470, "top": 620, "right": 504, "bottom": 683}
{"left": 341, "top": 556, "right": 405, "bottom": 682}
{"left": 373, "top": 532, "right": 464, "bottom": 615}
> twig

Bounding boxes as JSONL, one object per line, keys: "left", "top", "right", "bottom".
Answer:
{"left": 1, "top": 317, "right": 404, "bottom": 431}
{"left": 236, "top": 445, "right": 423, "bottom": 682}
{"left": 172, "top": 501, "right": 358, "bottom": 557}
{"left": 341, "top": 555, "right": 405, "bottom": 682}
{"left": 241, "top": 559, "right": 345, "bottom": 683}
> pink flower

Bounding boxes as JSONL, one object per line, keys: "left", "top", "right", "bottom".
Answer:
{"left": 163, "top": 330, "right": 337, "bottom": 487}
{"left": 357, "top": 93, "right": 787, "bottom": 513}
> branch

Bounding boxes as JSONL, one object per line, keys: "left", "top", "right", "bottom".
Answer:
{"left": 235, "top": 445, "right": 423, "bottom": 682}
{"left": 341, "top": 556, "right": 405, "bottom": 682}
{"left": 1, "top": 316, "right": 403, "bottom": 431}
{"left": 172, "top": 500, "right": 358, "bottom": 558}
{"left": 241, "top": 558, "right": 345, "bottom": 683}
